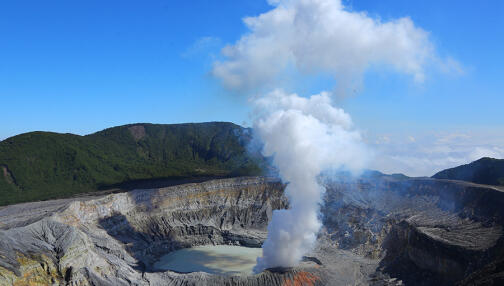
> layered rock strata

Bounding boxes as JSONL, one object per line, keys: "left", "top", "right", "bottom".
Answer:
{"left": 322, "top": 176, "right": 504, "bottom": 285}
{"left": 0, "top": 175, "right": 503, "bottom": 285}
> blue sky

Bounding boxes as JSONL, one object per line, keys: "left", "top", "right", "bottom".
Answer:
{"left": 345, "top": 0, "right": 503, "bottom": 129}
{"left": 1, "top": 0, "right": 503, "bottom": 175}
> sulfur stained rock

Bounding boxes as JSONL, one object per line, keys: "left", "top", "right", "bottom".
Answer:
{"left": 0, "top": 175, "right": 503, "bottom": 285}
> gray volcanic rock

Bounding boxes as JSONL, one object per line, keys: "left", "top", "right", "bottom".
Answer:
{"left": 1, "top": 177, "right": 323, "bottom": 286}
{"left": 322, "top": 176, "right": 504, "bottom": 285}
{"left": 0, "top": 175, "right": 503, "bottom": 285}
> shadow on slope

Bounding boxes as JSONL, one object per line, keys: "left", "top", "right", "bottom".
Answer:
{"left": 98, "top": 213, "right": 189, "bottom": 273}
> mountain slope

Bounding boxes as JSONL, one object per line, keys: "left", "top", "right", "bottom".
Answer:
{"left": 0, "top": 122, "right": 267, "bottom": 206}
{"left": 432, "top": 157, "right": 504, "bottom": 186}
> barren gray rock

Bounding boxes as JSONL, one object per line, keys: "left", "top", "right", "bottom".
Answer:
{"left": 0, "top": 175, "right": 503, "bottom": 285}
{"left": 322, "top": 176, "right": 504, "bottom": 285}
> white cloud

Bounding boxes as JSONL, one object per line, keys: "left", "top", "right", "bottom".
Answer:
{"left": 368, "top": 131, "right": 504, "bottom": 177}
{"left": 212, "top": 0, "right": 459, "bottom": 93}
{"left": 469, "top": 147, "right": 504, "bottom": 161}
{"left": 182, "top": 36, "right": 222, "bottom": 58}
{"left": 435, "top": 132, "right": 471, "bottom": 144}
{"left": 374, "top": 135, "right": 391, "bottom": 144}
{"left": 438, "top": 56, "right": 466, "bottom": 76}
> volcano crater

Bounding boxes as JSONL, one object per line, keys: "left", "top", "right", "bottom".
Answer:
{"left": 0, "top": 176, "right": 504, "bottom": 285}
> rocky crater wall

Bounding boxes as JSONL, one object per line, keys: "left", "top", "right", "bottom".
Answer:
{"left": 0, "top": 177, "right": 297, "bottom": 286}
{"left": 322, "top": 177, "right": 504, "bottom": 285}
{"left": 1, "top": 175, "right": 504, "bottom": 285}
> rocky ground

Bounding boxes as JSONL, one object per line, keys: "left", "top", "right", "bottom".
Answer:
{"left": 0, "top": 175, "right": 503, "bottom": 285}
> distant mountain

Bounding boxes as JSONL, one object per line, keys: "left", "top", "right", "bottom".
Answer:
{"left": 0, "top": 122, "right": 268, "bottom": 206}
{"left": 361, "top": 169, "right": 411, "bottom": 180}
{"left": 432, "top": 157, "right": 504, "bottom": 186}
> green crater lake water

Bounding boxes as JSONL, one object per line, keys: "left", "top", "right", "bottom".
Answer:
{"left": 153, "top": 245, "right": 263, "bottom": 275}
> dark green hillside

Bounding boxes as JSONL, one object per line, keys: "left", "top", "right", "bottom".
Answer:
{"left": 432, "top": 157, "right": 504, "bottom": 186}
{"left": 0, "top": 122, "right": 267, "bottom": 206}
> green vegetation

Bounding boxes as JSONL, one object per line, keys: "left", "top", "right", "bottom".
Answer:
{"left": 0, "top": 122, "right": 268, "bottom": 206}
{"left": 432, "top": 157, "right": 504, "bottom": 186}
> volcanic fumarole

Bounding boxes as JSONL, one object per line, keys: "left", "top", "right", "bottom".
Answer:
{"left": 211, "top": 0, "right": 457, "bottom": 272}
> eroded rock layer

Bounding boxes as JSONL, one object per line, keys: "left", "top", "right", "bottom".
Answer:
{"left": 322, "top": 176, "right": 504, "bottom": 285}
{"left": 0, "top": 175, "right": 503, "bottom": 285}
{"left": 0, "top": 177, "right": 291, "bottom": 285}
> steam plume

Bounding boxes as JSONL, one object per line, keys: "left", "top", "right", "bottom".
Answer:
{"left": 212, "top": 0, "right": 447, "bottom": 272}
{"left": 212, "top": 0, "right": 451, "bottom": 93}
{"left": 251, "top": 89, "right": 367, "bottom": 272}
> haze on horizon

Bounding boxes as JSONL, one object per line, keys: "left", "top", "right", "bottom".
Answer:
{"left": 1, "top": 0, "right": 503, "bottom": 176}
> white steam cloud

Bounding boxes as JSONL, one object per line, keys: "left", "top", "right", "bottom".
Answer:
{"left": 251, "top": 89, "right": 367, "bottom": 271}
{"left": 212, "top": 0, "right": 449, "bottom": 93}
{"left": 212, "top": 0, "right": 445, "bottom": 272}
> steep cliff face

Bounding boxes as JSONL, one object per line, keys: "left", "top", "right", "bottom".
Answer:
{"left": 0, "top": 177, "right": 291, "bottom": 285}
{"left": 322, "top": 177, "right": 504, "bottom": 285}
{"left": 0, "top": 176, "right": 503, "bottom": 285}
